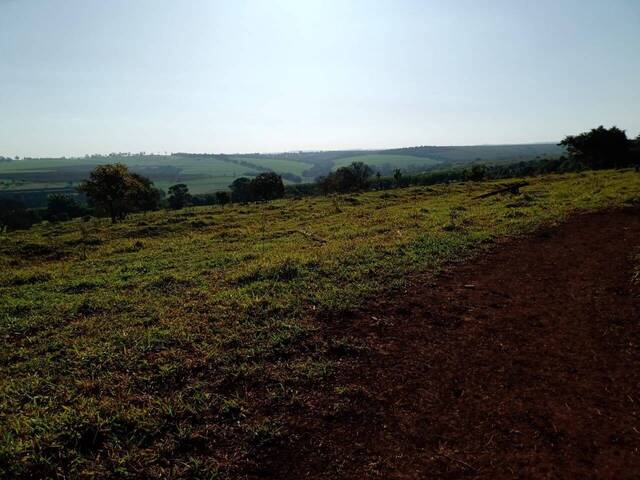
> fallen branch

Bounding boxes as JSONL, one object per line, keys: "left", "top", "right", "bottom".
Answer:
{"left": 474, "top": 181, "right": 529, "bottom": 199}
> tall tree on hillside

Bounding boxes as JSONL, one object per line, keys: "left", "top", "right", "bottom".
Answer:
{"left": 467, "top": 164, "right": 487, "bottom": 181}
{"left": 167, "top": 183, "right": 191, "bottom": 209}
{"left": 77, "top": 164, "right": 160, "bottom": 223}
{"left": 46, "top": 194, "right": 84, "bottom": 221}
{"left": 249, "top": 172, "right": 285, "bottom": 201}
{"left": 0, "top": 197, "right": 41, "bottom": 230}
{"left": 559, "top": 126, "right": 630, "bottom": 169}
{"left": 215, "top": 191, "right": 230, "bottom": 207}
{"left": 349, "top": 161, "right": 374, "bottom": 190}
{"left": 229, "top": 177, "right": 252, "bottom": 203}
{"left": 129, "top": 173, "right": 163, "bottom": 212}
{"left": 393, "top": 168, "right": 402, "bottom": 187}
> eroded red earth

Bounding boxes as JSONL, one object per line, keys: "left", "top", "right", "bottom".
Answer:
{"left": 266, "top": 209, "right": 640, "bottom": 479}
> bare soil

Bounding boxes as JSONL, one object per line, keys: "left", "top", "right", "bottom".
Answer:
{"left": 264, "top": 209, "right": 640, "bottom": 479}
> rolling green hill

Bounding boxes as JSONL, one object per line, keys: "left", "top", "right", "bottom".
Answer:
{"left": 0, "top": 143, "right": 565, "bottom": 205}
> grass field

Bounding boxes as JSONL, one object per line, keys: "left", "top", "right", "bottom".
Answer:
{"left": 0, "top": 155, "right": 312, "bottom": 196}
{"left": 233, "top": 157, "right": 309, "bottom": 176}
{"left": 1, "top": 169, "right": 637, "bottom": 478}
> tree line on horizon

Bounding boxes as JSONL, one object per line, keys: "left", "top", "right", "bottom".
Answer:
{"left": 1, "top": 126, "right": 639, "bottom": 230}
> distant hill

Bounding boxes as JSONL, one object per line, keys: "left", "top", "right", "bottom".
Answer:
{"left": 0, "top": 143, "right": 565, "bottom": 206}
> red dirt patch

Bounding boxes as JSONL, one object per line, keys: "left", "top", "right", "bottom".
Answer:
{"left": 265, "top": 209, "right": 640, "bottom": 479}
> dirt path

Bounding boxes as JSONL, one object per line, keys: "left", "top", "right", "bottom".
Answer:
{"left": 266, "top": 209, "right": 640, "bottom": 479}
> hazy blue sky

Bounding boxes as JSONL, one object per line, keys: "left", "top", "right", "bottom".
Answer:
{"left": 1, "top": 0, "right": 639, "bottom": 157}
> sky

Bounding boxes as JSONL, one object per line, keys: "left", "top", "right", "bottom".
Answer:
{"left": 1, "top": 0, "right": 639, "bottom": 157}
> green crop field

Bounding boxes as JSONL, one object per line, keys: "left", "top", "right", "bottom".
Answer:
{"left": 332, "top": 154, "right": 441, "bottom": 170}
{"left": 0, "top": 154, "right": 312, "bottom": 198}
{"left": 234, "top": 157, "right": 310, "bottom": 176}
{"left": 2, "top": 169, "right": 636, "bottom": 478}
{"left": 0, "top": 144, "right": 565, "bottom": 205}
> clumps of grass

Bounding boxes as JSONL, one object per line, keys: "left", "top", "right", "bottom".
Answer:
{"left": 504, "top": 209, "right": 527, "bottom": 219}
{"left": 343, "top": 196, "right": 361, "bottom": 205}
{"left": 329, "top": 385, "right": 372, "bottom": 418}
{"left": 75, "top": 298, "right": 105, "bottom": 316}
{"left": 126, "top": 225, "right": 169, "bottom": 238}
{"left": 625, "top": 196, "right": 640, "bottom": 207}
{"left": 289, "top": 359, "right": 334, "bottom": 382}
{"left": 235, "top": 257, "right": 306, "bottom": 285}
{"left": 328, "top": 336, "right": 369, "bottom": 357}
{"left": 147, "top": 275, "right": 196, "bottom": 293}
{"left": 443, "top": 206, "right": 467, "bottom": 231}
{"left": 246, "top": 420, "right": 283, "bottom": 449}
{"left": 11, "top": 242, "right": 66, "bottom": 261}
{"left": 113, "top": 240, "right": 145, "bottom": 253}
{"left": 506, "top": 193, "right": 537, "bottom": 208}
{"left": 334, "top": 384, "right": 371, "bottom": 402}
{"left": 63, "top": 281, "right": 100, "bottom": 294}
{"left": 64, "top": 237, "right": 102, "bottom": 247}
{"left": 219, "top": 397, "right": 244, "bottom": 421}
{"left": 2, "top": 271, "right": 52, "bottom": 286}
{"left": 190, "top": 220, "right": 209, "bottom": 228}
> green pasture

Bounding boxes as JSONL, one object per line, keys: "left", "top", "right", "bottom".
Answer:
{"left": 0, "top": 169, "right": 637, "bottom": 478}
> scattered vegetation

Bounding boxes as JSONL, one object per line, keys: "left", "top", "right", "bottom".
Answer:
{"left": 0, "top": 169, "right": 637, "bottom": 478}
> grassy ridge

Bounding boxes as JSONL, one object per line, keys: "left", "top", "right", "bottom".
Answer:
{"left": 0, "top": 170, "right": 637, "bottom": 478}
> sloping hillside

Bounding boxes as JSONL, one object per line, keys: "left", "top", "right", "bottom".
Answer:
{"left": 0, "top": 143, "right": 565, "bottom": 200}
{"left": 0, "top": 169, "right": 636, "bottom": 478}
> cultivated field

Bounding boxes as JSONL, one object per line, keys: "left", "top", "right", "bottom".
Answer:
{"left": 0, "top": 143, "right": 564, "bottom": 199}
{"left": 0, "top": 169, "right": 637, "bottom": 478}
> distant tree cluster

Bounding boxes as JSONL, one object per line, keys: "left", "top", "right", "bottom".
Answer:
{"left": 229, "top": 172, "right": 285, "bottom": 202}
{"left": 0, "top": 197, "right": 41, "bottom": 230}
{"left": 0, "top": 193, "right": 88, "bottom": 230}
{"left": 46, "top": 194, "right": 87, "bottom": 221}
{"left": 560, "top": 126, "right": 634, "bottom": 169}
{"left": 317, "top": 161, "right": 374, "bottom": 193}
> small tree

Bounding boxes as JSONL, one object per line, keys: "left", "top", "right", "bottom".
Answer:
{"left": 466, "top": 164, "right": 487, "bottom": 182}
{"left": 349, "top": 161, "right": 373, "bottom": 190}
{"left": 215, "top": 191, "right": 230, "bottom": 206}
{"left": 229, "top": 177, "right": 252, "bottom": 203}
{"left": 249, "top": 172, "right": 285, "bottom": 201}
{"left": 393, "top": 168, "right": 402, "bottom": 187}
{"left": 77, "top": 164, "right": 159, "bottom": 223}
{"left": 46, "top": 194, "right": 84, "bottom": 221}
{"left": 560, "top": 126, "right": 630, "bottom": 169}
{"left": 129, "top": 174, "right": 162, "bottom": 212}
{"left": 167, "top": 183, "right": 191, "bottom": 210}
{"left": 0, "top": 197, "right": 40, "bottom": 230}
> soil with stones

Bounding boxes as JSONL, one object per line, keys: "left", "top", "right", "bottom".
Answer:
{"left": 262, "top": 209, "right": 640, "bottom": 479}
